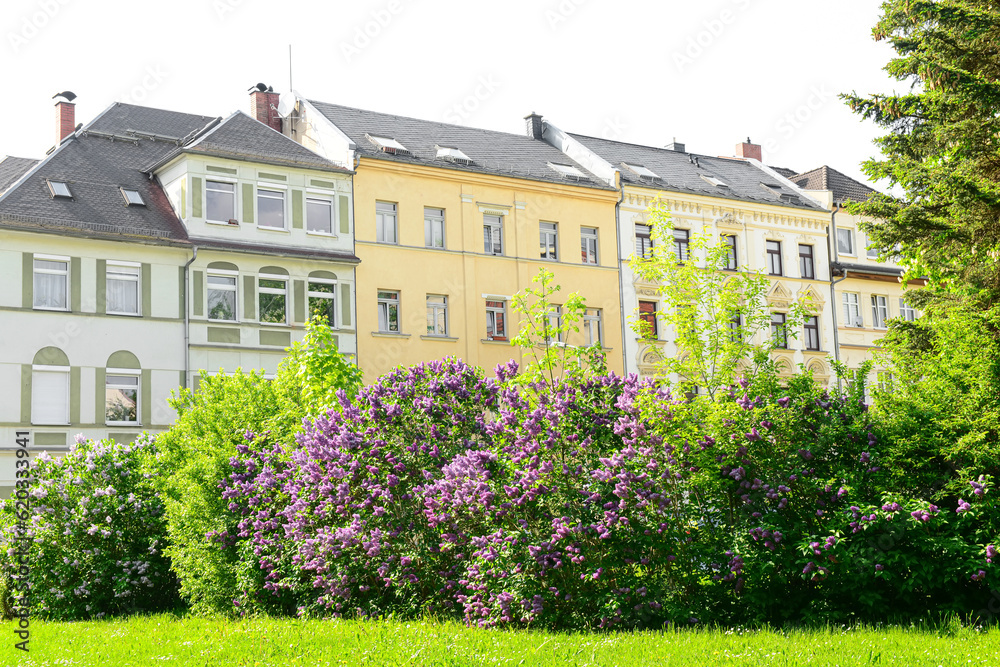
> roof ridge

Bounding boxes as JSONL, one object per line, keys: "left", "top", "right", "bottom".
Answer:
{"left": 565, "top": 131, "right": 729, "bottom": 161}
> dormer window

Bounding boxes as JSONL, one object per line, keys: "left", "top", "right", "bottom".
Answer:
{"left": 548, "top": 163, "right": 586, "bottom": 180}
{"left": 47, "top": 180, "right": 71, "bottom": 198}
{"left": 120, "top": 188, "right": 145, "bottom": 206}
{"left": 366, "top": 134, "right": 411, "bottom": 155}
{"left": 623, "top": 163, "right": 660, "bottom": 180}
{"left": 435, "top": 145, "right": 472, "bottom": 164}
{"left": 700, "top": 174, "right": 728, "bottom": 188}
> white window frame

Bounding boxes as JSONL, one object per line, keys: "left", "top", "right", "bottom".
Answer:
{"left": 205, "top": 178, "right": 237, "bottom": 224}
{"left": 306, "top": 195, "right": 335, "bottom": 236}
{"left": 635, "top": 224, "right": 653, "bottom": 259}
{"left": 722, "top": 234, "right": 738, "bottom": 270}
{"left": 584, "top": 308, "right": 602, "bottom": 346}
{"left": 307, "top": 278, "right": 338, "bottom": 328}
{"left": 257, "top": 187, "right": 286, "bottom": 230}
{"left": 258, "top": 274, "right": 288, "bottom": 326}
{"left": 377, "top": 290, "right": 400, "bottom": 333}
{"left": 105, "top": 370, "right": 140, "bottom": 426}
{"left": 376, "top": 201, "right": 398, "bottom": 244}
{"left": 581, "top": 227, "right": 598, "bottom": 265}
{"left": 426, "top": 294, "right": 448, "bottom": 336}
{"left": 540, "top": 222, "right": 558, "bottom": 261}
{"left": 899, "top": 298, "right": 917, "bottom": 322}
{"left": 837, "top": 228, "right": 855, "bottom": 256}
{"left": 486, "top": 300, "right": 508, "bottom": 341}
{"left": 545, "top": 305, "right": 564, "bottom": 343}
{"left": 871, "top": 295, "right": 889, "bottom": 329}
{"left": 484, "top": 214, "right": 503, "bottom": 256}
{"left": 207, "top": 270, "right": 239, "bottom": 322}
{"left": 424, "top": 207, "right": 445, "bottom": 249}
{"left": 31, "top": 364, "right": 70, "bottom": 425}
{"left": 106, "top": 260, "right": 141, "bottom": 316}
{"left": 33, "top": 254, "right": 70, "bottom": 311}
{"left": 843, "top": 292, "right": 862, "bottom": 328}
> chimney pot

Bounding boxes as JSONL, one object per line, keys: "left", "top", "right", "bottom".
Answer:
{"left": 55, "top": 100, "right": 75, "bottom": 145}
{"left": 251, "top": 85, "right": 282, "bottom": 133}
{"left": 735, "top": 138, "right": 762, "bottom": 162}
{"left": 524, "top": 112, "right": 543, "bottom": 140}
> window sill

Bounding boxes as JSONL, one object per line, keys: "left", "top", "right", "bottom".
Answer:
{"left": 207, "top": 319, "right": 240, "bottom": 325}
{"left": 33, "top": 306, "right": 70, "bottom": 312}
{"left": 481, "top": 338, "right": 511, "bottom": 345}
{"left": 257, "top": 226, "right": 290, "bottom": 233}
{"left": 106, "top": 422, "right": 141, "bottom": 428}
{"left": 107, "top": 311, "right": 141, "bottom": 317}
{"left": 371, "top": 331, "right": 410, "bottom": 338}
{"left": 306, "top": 231, "right": 339, "bottom": 239}
{"left": 206, "top": 219, "right": 240, "bottom": 227}
{"left": 421, "top": 335, "right": 458, "bottom": 342}
{"left": 258, "top": 321, "right": 290, "bottom": 328}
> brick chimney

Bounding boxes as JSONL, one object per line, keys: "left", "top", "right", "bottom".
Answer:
{"left": 524, "top": 112, "right": 543, "bottom": 140}
{"left": 55, "top": 99, "right": 75, "bottom": 144}
{"left": 250, "top": 84, "right": 281, "bottom": 132}
{"left": 736, "top": 137, "right": 762, "bottom": 162}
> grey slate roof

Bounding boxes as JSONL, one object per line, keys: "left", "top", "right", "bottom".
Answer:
{"left": 791, "top": 165, "right": 878, "bottom": 204}
{"left": 567, "top": 133, "right": 826, "bottom": 212}
{"left": 0, "top": 157, "right": 39, "bottom": 195}
{"left": 768, "top": 165, "right": 799, "bottom": 179}
{"left": 306, "top": 100, "right": 615, "bottom": 191}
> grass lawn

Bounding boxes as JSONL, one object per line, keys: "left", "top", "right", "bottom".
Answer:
{"left": 3, "top": 615, "right": 999, "bottom": 666}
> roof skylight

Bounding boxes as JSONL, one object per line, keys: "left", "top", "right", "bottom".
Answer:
{"left": 47, "top": 180, "right": 71, "bottom": 198}
{"left": 435, "top": 145, "right": 473, "bottom": 164}
{"left": 700, "top": 174, "right": 729, "bottom": 188}
{"left": 121, "top": 188, "right": 145, "bottom": 206}
{"left": 623, "top": 163, "right": 660, "bottom": 180}
{"left": 366, "top": 134, "right": 411, "bottom": 155}
{"left": 548, "top": 163, "right": 587, "bottom": 180}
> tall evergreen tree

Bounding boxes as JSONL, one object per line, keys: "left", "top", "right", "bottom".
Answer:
{"left": 844, "top": 1, "right": 1000, "bottom": 308}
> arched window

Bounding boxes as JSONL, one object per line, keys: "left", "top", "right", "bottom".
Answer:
{"left": 31, "top": 347, "right": 70, "bottom": 425}
{"left": 106, "top": 351, "right": 140, "bottom": 426}
{"left": 308, "top": 270, "right": 338, "bottom": 327}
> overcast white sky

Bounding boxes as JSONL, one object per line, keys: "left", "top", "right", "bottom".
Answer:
{"left": 2, "top": 0, "right": 899, "bottom": 188}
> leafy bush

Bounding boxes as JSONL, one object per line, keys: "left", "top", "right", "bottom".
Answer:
{"left": 0, "top": 436, "right": 177, "bottom": 620}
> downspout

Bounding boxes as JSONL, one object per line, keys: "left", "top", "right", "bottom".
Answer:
{"left": 613, "top": 172, "right": 627, "bottom": 375}
{"left": 827, "top": 203, "right": 848, "bottom": 390}
{"left": 183, "top": 246, "right": 198, "bottom": 389}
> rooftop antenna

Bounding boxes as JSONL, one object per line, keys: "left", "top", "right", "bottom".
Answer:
{"left": 288, "top": 45, "right": 293, "bottom": 92}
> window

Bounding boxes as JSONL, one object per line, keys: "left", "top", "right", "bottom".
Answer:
{"left": 207, "top": 273, "right": 238, "bottom": 321}
{"left": 871, "top": 295, "right": 889, "bottom": 329}
{"left": 584, "top": 308, "right": 602, "bottom": 346}
{"left": 770, "top": 312, "right": 788, "bottom": 348}
{"left": 367, "top": 135, "right": 410, "bottom": 155}
{"left": 635, "top": 224, "right": 653, "bottom": 259}
{"left": 804, "top": 316, "right": 820, "bottom": 350}
{"left": 837, "top": 228, "right": 855, "bottom": 255}
{"left": 120, "top": 188, "right": 145, "bottom": 206}
{"left": 673, "top": 228, "right": 690, "bottom": 262}
{"left": 106, "top": 262, "right": 140, "bottom": 315}
{"left": 722, "top": 235, "right": 737, "bottom": 270}
{"left": 623, "top": 163, "right": 659, "bottom": 179}
{"left": 843, "top": 293, "right": 862, "bottom": 327}
{"left": 307, "top": 197, "right": 333, "bottom": 234}
{"left": 377, "top": 290, "right": 400, "bottom": 333}
{"left": 798, "top": 244, "right": 815, "bottom": 279}
{"left": 105, "top": 374, "right": 139, "bottom": 425}
{"left": 581, "top": 227, "right": 598, "bottom": 265}
{"left": 31, "top": 366, "right": 69, "bottom": 425}
{"left": 638, "top": 300, "right": 657, "bottom": 338}
{"left": 899, "top": 298, "right": 917, "bottom": 321}
{"left": 486, "top": 300, "right": 507, "bottom": 341}
{"left": 435, "top": 145, "right": 472, "bottom": 163}
{"left": 545, "top": 305, "right": 563, "bottom": 343}
{"left": 426, "top": 295, "right": 448, "bottom": 336}
{"left": 866, "top": 233, "right": 879, "bottom": 259}
{"left": 258, "top": 188, "right": 285, "bottom": 229}
{"left": 729, "top": 313, "right": 742, "bottom": 342}
{"left": 425, "top": 208, "right": 445, "bottom": 248}
{"left": 766, "top": 240, "right": 783, "bottom": 276}
{"left": 376, "top": 201, "right": 398, "bottom": 244}
{"left": 259, "top": 277, "right": 287, "bottom": 324}
{"left": 540, "top": 222, "right": 558, "bottom": 260}
{"left": 548, "top": 163, "right": 587, "bottom": 179}
{"left": 308, "top": 280, "right": 336, "bottom": 326}
{"left": 484, "top": 215, "right": 503, "bottom": 255}
{"left": 47, "top": 180, "right": 71, "bottom": 198}
{"left": 206, "top": 180, "right": 236, "bottom": 222}
{"left": 33, "top": 257, "right": 69, "bottom": 310}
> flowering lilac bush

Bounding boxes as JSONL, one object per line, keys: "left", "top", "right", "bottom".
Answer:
{"left": 0, "top": 435, "right": 177, "bottom": 620}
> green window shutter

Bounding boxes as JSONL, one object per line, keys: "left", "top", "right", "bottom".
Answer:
{"left": 340, "top": 283, "right": 352, "bottom": 328}
{"left": 94, "top": 368, "right": 106, "bottom": 424}
{"left": 293, "top": 280, "right": 306, "bottom": 323}
{"left": 339, "top": 195, "right": 350, "bottom": 235}
{"left": 292, "top": 190, "right": 304, "bottom": 229}
{"left": 20, "top": 364, "right": 31, "bottom": 424}
{"left": 22, "top": 253, "right": 33, "bottom": 309}
{"left": 142, "top": 263, "right": 152, "bottom": 318}
{"left": 242, "top": 183, "right": 254, "bottom": 224}
{"left": 70, "top": 366, "right": 80, "bottom": 424}
{"left": 243, "top": 275, "right": 256, "bottom": 320}
{"left": 191, "top": 177, "right": 203, "bottom": 218}
{"left": 141, "top": 370, "right": 152, "bottom": 426}
{"left": 193, "top": 270, "right": 204, "bottom": 317}
{"left": 70, "top": 257, "right": 81, "bottom": 312}
{"left": 96, "top": 260, "right": 107, "bottom": 314}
